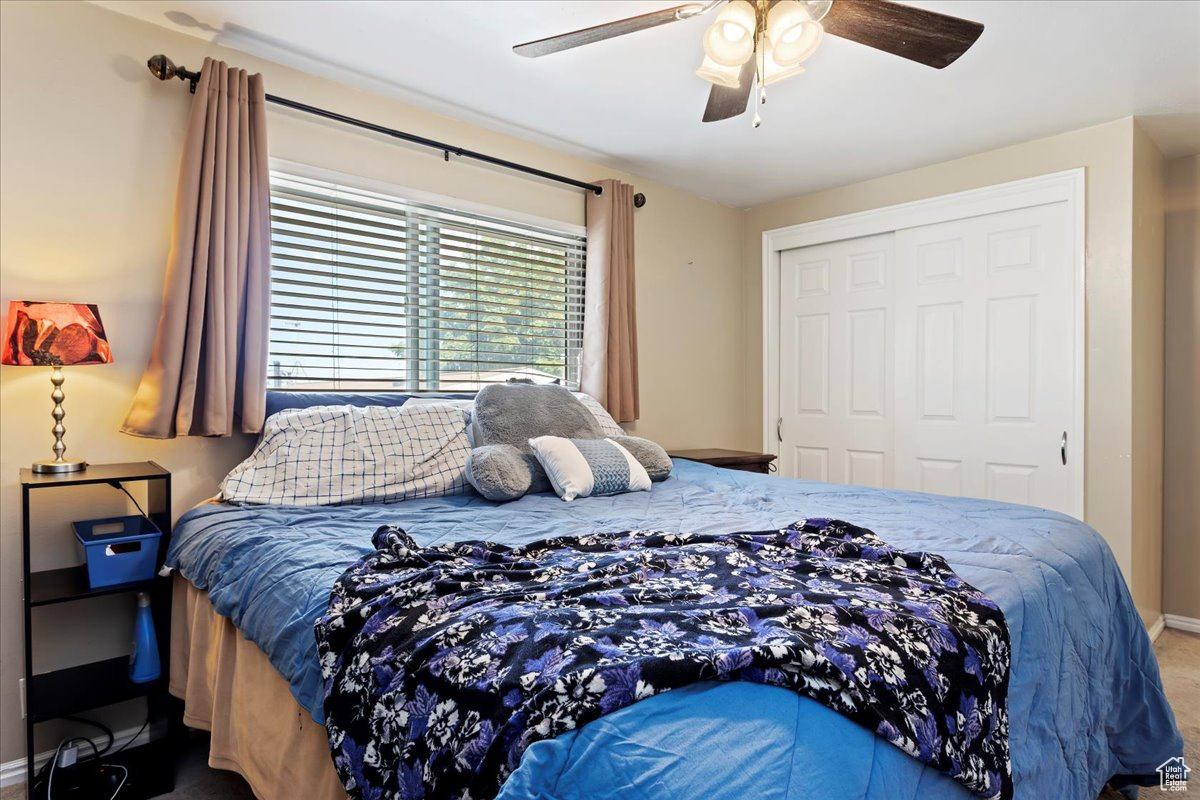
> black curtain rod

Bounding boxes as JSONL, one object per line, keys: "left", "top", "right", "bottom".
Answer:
{"left": 146, "top": 54, "right": 611, "bottom": 198}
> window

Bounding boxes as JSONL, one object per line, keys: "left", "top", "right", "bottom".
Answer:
{"left": 267, "top": 171, "right": 586, "bottom": 391}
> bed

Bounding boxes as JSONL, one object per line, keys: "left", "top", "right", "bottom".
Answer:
{"left": 166, "top": 441, "right": 1182, "bottom": 800}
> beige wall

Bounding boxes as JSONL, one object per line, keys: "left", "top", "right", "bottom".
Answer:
{"left": 1163, "top": 154, "right": 1200, "bottom": 621}
{"left": 0, "top": 0, "right": 744, "bottom": 763}
{"left": 1130, "top": 122, "right": 1166, "bottom": 624}
{"left": 740, "top": 119, "right": 1167, "bottom": 624}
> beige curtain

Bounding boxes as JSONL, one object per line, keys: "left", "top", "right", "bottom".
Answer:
{"left": 123, "top": 58, "right": 271, "bottom": 438}
{"left": 582, "top": 179, "right": 639, "bottom": 422}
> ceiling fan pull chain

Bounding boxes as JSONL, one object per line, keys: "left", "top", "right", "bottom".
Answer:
{"left": 758, "top": 28, "right": 767, "bottom": 105}
{"left": 752, "top": 31, "right": 765, "bottom": 128}
{"left": 752, "top": 65, "right": 763, "bottom": 126}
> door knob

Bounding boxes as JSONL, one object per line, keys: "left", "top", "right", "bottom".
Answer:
{"left": 1060, "top": 431, "right": 1067, "bottom": 466}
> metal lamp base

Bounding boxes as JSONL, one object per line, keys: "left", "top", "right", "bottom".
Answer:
{"left": 32, "top": 458, "right": 87, "bottom": 474}
{"left": 35, "top": 366, "right": 86, "bottom": 475}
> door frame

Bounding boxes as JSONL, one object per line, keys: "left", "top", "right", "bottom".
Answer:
{"left": 761, "top": 168, "right": 1086, "bottom": 517}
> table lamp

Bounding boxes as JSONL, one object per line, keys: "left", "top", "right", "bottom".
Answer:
{"left": 2, "top": 300, "right": 112, "bottom": 473}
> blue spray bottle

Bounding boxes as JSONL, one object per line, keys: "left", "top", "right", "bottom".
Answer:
{"left": 130, "top": 591, "right": 161, "bottom": 683}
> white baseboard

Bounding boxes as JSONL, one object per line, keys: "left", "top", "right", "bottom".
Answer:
{"left": 1148, "top": 614, "right": 1166, "bottom": 643}
{"left": 1164, "top": 614, "right": 1200, "bottom": 635}
{"left": 0, "top": 722, "right": 152, "bottom": 789}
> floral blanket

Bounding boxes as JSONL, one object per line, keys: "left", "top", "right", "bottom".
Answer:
{"left": 315, "top": 519, "right": 1012, "bottom": 800}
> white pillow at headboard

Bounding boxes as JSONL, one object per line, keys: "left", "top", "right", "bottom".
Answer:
{"left": 572, "top": 392, "right": 625, "bottom": 437}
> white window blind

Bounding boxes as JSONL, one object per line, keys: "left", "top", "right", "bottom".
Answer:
{"left": 268, "top": 172, "right": 586, "bottom": 391}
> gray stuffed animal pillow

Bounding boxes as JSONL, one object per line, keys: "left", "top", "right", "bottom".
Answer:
{"left": 467, "top": 384, "right": 600, "bottom": 501}
{"left": 608, "top": 435, "right": 672, "bottom": 482}
{"left": 466, "top": 383, "right": 671, "bottom": 501}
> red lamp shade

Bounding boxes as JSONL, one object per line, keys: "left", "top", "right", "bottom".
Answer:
{"left": 2, "top": 301, "right": 112, "bottom": 366}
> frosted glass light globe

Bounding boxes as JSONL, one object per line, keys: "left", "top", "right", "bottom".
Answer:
{"left": 768, "top": 0, "right": 824, "bottom": 64}
{"left": 703, "top": 0, "right": 756, "bottom": 66}
{"left": 695, "top": 55, "right": 743, "bottom": 88}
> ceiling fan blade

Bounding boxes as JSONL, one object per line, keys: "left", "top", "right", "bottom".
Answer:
{"left": 821, "top": 0, "right": 984, "bottom": 69}
{"left": 702, "top": 60, "right": 757, "bottom": 122}
{"left": 514, "top": 4, "right": 706, "bottom": 58}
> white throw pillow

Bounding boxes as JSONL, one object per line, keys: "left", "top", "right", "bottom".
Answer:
{"left": 221, "top": 403, "right": 471, "bottom": 506}
{"left": 572, "top": 392, "right": 625, "bottom": 437}
{"left": 527, "top": 436, "right": 651, "bottom": 502}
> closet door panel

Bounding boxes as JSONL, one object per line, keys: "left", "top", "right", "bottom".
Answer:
{"left": 893, "top": 202, "right": 1076, "bottom": 515}
{"left": 778, "top": 234, "right": 895, "bottom": 486}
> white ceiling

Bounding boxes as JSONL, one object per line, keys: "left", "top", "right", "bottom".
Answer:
{"left": 94, "top": 0, "right": 1200, "bottom": 208}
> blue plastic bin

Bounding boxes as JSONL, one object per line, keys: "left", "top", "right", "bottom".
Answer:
{"left": 73, "top": 515, "right": 161, "bottom": 589}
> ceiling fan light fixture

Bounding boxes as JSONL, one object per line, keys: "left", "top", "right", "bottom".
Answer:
{"left": 762, "top": 60, "right": 807, "bottom": 86}
{"left": 510, "top": 0, "right": 985, "bottom": 126}
{"left": 760, "top": 38, "right": 809, "bottom": 85}
{"left": 766, "top": 0, "right": 812, "bottom": 45}
{"left": 695, "top": 55, "right": 742, "bottom": 88}
{"left": 771, "top": 19, "right": 823, "bottom": 65}
{"left": 702, "top": 0, "right": 756, "bottom": 66}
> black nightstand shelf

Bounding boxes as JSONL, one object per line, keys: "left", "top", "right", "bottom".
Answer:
{"left": 20, "top": 461, "right": 178, "bottom": 799}
{"left": 29, "top": 565, "right": 159, "bottom": 607}
{"left": 26, "top": 656, "right": 169, "bottom": 724}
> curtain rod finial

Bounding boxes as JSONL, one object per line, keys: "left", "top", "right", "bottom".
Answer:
{"left": 147, "top": 54, "right": 177, "bottom": 81}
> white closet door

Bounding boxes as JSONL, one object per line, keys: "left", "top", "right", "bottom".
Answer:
{"left": 893, "top": 201, "right": 1077, "bottom": 515}
{"left": 778, "top": 233, "right": 895, "bottom": 487}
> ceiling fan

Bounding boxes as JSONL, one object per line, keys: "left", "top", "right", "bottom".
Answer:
{"left": 513, "top": 0, "right": 984, "bottom": 126}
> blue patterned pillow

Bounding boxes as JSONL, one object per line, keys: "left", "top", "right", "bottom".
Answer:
{"left": 527, "top": 436, "right": 652, "bottom": 502}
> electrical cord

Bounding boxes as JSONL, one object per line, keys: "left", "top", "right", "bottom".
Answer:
{"left": 32, "top": 718, "right": 129, "bottom": 799}
{"left": 40, "top": 735, "right": 130, "bottom": 800}
{"left": 44, "top": 739, "right": 67, "bottom": 800}
{"left": 102, "top": 764, "right": 129, "bottom": 799}
{"left": 34, "top": 735, "right": 97, "bottom": 794}
{"left": 109, "top": 714, "right": 150, "bottom": 756}
{"left": 31, "top": 716, "right": 112, "bottom": 795}
{"left": 61, "top": 716, "right": 114, "bottom": 757}
{"left": 107, "top": 480, "right": 147, "bottom": 518}
{"left": 67, "top": 737, "right": 98, "bottom": 762}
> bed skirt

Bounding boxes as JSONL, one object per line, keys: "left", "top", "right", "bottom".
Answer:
{"left": 170, "top": 574, "right": 347, "bottom": 800}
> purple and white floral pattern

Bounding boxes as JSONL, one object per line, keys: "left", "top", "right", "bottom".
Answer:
{"left": 315, "top": 519, "right": 1011, "bottom": 800}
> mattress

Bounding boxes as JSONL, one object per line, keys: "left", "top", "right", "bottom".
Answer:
{"left": 166, "top": 458, "right": 1182, "bottom": 799}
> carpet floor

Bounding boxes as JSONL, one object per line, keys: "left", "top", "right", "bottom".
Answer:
{"left": 4, "top": 629, "right": 1196, "bottom": 799}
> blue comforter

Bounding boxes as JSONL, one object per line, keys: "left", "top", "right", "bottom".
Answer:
{"left": 167, "top": 459, "right": 1182, "bottom": 799}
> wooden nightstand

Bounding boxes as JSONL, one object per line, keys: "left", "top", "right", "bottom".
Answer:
{"left": 668, "top": 448, "right": 778, "bottom": 474}
{"left": 20, "top": 461, "right": 178, "bottom": 798}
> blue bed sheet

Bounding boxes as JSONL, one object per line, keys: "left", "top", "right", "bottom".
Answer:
{"left": 167, "top": 459, "right": 1182, "bottom": 799}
